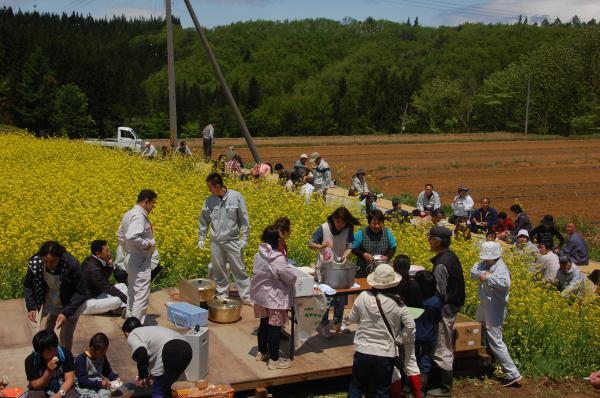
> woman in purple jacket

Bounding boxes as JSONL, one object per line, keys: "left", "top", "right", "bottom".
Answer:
{"left": 250, "top": 225, "right": 297, "bottom": 370}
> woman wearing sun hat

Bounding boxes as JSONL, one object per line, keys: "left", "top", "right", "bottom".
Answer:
{"left": 346, "top": 264, "right": 420, "bottom": 398}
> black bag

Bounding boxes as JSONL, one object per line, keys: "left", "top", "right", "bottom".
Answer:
{"left": 375, "top": 294, "right": 403, "bottom": 370}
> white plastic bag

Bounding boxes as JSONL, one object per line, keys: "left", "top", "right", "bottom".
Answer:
{"left": 293, "top": 293, "right": 327, "bottom": 349}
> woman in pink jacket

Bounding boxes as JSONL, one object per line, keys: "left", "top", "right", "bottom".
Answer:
{"left": 250, "top": 225, "right": 297, "bottom": 370}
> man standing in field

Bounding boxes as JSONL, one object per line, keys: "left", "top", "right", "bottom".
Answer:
{"left": 416, "top": 184, "right": 441, "bottom": 217}
{"left": 310, "top": 152, "right": 333, "bottom": 200}
{"left": 470, "top": 241, "right": 522, "bottom": 387}
{"left": 427, "top": 227, "right": 465, "bottom": 397}
{"left": 198, "top": 173, "right": 251, "bottom": 303}
{"left": 117, "top": 190, "right": 157, "bottom": 324}
{"left": 202, "top": 123, "right": 215, "bottom": 161}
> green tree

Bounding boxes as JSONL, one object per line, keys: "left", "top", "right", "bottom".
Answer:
{"left": 51, "top": 84, "right": 95, "bottom": 138}
{"left": 15, "top": 49, "right": 57, "bottom": 134}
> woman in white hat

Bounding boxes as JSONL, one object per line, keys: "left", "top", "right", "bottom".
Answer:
{"left": 470, "top": 242, "right": 522, "bottom": 387}
{"left": 513, "top": 229, "right": 541, "bottom": 265}
{"left": 346, "top": 264, "right": 419, "bottom": 398}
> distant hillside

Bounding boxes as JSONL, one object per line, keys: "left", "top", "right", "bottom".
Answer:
{"left": 0, "top": 8, "right": 598, "bottom": 137}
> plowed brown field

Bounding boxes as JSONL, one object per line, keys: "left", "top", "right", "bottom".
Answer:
{"left": 157, "top": 133, "right": 600, "bottom": 224}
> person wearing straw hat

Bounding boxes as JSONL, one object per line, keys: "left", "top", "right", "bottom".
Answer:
{"left": 346, "top": 264, "right": 420, "bottom": 398}
{"left": 350, "top": 168, "right": 369, "bottom": 196}
{"left": 449, "top": 185, "right": 474, "bottom": 225}
{"left": 470, "top": 241, "right": 522, "bottom": 387}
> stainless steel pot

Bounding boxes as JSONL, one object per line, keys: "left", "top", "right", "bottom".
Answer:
{"left": 179, "top": 276, "right": 216, "bottom": 306}
{"left": 321, "top": 261, "right": 357, "bottom": 289}
{"left": 208, "top": 298, "right": 242, "bottom": 323}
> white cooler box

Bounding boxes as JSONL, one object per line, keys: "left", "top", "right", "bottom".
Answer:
{"left": 292, "top": 266, "right": 315, "bottom": 297}
{"left": 183, "top": 326, "right": 209, "bottom": 380}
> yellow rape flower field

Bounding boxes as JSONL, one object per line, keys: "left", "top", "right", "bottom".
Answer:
{"left": 0, "top": 131, "right": 598, "bottom": 378}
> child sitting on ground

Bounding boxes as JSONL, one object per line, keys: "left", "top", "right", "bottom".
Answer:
{"left": 24, "top": 330, "right": 77, "bottom": 398}
{"left": 74, "top": 333, "right": 120, "bottom": 398}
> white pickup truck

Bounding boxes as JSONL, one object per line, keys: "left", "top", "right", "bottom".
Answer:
{"left": 84, "top": 127, "right": 144, "bottom": 152}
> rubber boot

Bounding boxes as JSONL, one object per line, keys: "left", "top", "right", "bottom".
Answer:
{"left": 408, "top": 375, "right": 422, "bottom": 398}
{"left": 420, "top": 373, "right": 429, "bottom": 396}
{"left": 390, "top": 379, "right": 404, "bottom": 398}
{"left": 427, "top": 369, "right": 453, "bottom": 397}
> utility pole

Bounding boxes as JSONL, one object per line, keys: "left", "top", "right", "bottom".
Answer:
{"left": 400, "top": 102, "right": 409, "bottom": 134}
{"left": 524, "top": 73, "right": 531, "bottom": 134}
{"left": 183, "top": 0, "right": 262, "bottom": 163}
{"left": 166, "top": 0, "right": 178, "bottom": 147}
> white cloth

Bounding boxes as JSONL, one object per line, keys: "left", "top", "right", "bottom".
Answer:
{"left": 451, "top": 194, "right": 474, "bottom": 217}
{"left": 348, "top": 291, "right": 419, "bottom": 375}
{"left": 313, "top": 160, "right": 333, "bottom": 189}
{"left": 127, "top": 326, "right": 185, "bottom": 377}
{"left": 299, "top": 183, "right": 315, "bottom": 203}
{"left": 314, "top": 221, "right": 350, "bottom": 282}
{"left": 318, "top": 284, "right": 336, "bottom": 295}
{"left": 79, "top": 283, "right": 128, "bottom": 315}
{"left": 118, "top": 204, "right": 155, "bottom": 324}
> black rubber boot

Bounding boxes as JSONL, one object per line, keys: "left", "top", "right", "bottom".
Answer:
{"left": 427, "top": 369, "right": 453, "bottom": 397}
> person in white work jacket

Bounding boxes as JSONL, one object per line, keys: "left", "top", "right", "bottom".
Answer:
{"left": 117, "top": 189, "right": 157, "bottom": 324}
{"left": 449, "top": 185, "right": 474, "bottom": 224}
{"left": 470, "top": 241, "right": 522, "bottom": 387}
{"left": 198, "top": 172, "right": 251, "bottom": 303}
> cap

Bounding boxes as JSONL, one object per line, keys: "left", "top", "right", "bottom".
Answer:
{"left": 309, "top": 152, "right": 320, "bottom": 161}
{"left": 480, "top": 241, "right": 502, "bottom": 260}
{"left": 558, "top": 254, "right": 571, "bottom": 263}
{"left": 300, "top": 153, "right": 308, "bottom": 159}
{"left": 517, "top": 229, "right": 529, "bottom": 238}
{"left": 144, "top": 141, "right": 150, "bottom": 146}
{"left": 457, "top": 185, "right": 469, "bottom": 192}
{"left": 429, "top": 226, "right": 452, "bottom": 240}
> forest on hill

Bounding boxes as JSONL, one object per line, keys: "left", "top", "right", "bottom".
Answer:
{"left": 0, "top": 7, "right": 599, "bottom": 138}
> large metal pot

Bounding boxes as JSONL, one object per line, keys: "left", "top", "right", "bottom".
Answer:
{"left": 321, "top": 261, "right": 357, "bottom": 289}
{"left": 208, "top": 298, "right": 242, "bottom": 323}
{"left": 179, "top": 276, "right": 216, "bottom": 307}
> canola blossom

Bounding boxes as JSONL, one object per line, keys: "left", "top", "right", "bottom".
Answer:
{"left": 0, "top": 132, "right": 598, "bottom": 378}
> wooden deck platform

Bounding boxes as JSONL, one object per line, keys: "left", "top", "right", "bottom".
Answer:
{"left": 0, "top": 288, "right": 358, "bottom": 392}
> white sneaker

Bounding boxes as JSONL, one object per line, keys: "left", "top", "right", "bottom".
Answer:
{"left": 267, "top": 358, "right": 292, "bottom": 370}
{"left": 255, "top": 352, "right": 269, "bottom": 362}
{"left": 340, "top": 323, "right": 351, "bottom": 334}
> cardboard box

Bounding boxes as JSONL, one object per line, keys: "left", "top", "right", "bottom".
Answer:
{"left": 291, "top": 266, "right": 315, "bottom": 297}
{"left": 453, "top": 313, "right": 482, "bottom": 352}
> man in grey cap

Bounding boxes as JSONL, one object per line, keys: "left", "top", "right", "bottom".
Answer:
{"left": 427, "top": 226, "right": 465, "bottom": 397}
{"left": 198, "top": 172, "right": 251, "bottom": 303}
{"left": 470, "top": 242, "right": 522, "bottom": 387}
{"left": 310, "top": 152, "right": 333, "bottom": 200}
{"left": 556, "top": 254, "right": 586, "bottom": 299}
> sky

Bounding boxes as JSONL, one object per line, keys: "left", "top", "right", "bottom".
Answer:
{"left": 1, "top": 0, "right": 599, "bottom": 27}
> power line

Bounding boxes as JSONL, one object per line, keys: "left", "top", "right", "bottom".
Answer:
{"left": 60, "top": 0, "right": 96, "bottom": 15}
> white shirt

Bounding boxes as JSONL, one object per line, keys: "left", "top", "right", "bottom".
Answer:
{"left": 127, "top": 326, "right": 185, "bottom": 377}
{"left": 202, "top": 124, "right": 214, "bottom": 139}
{"left": 142, "top": 145, "right": 156, "bottom": 158}
{"left": 451, "top": 194, "right": 474, "bottom": 217}
{"left": 299, "top": 183, "right": 315, "bottom": 202}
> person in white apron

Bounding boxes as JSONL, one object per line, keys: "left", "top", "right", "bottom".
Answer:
{"left": 309, "top": 207, "right": 360, "bottom": 338}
